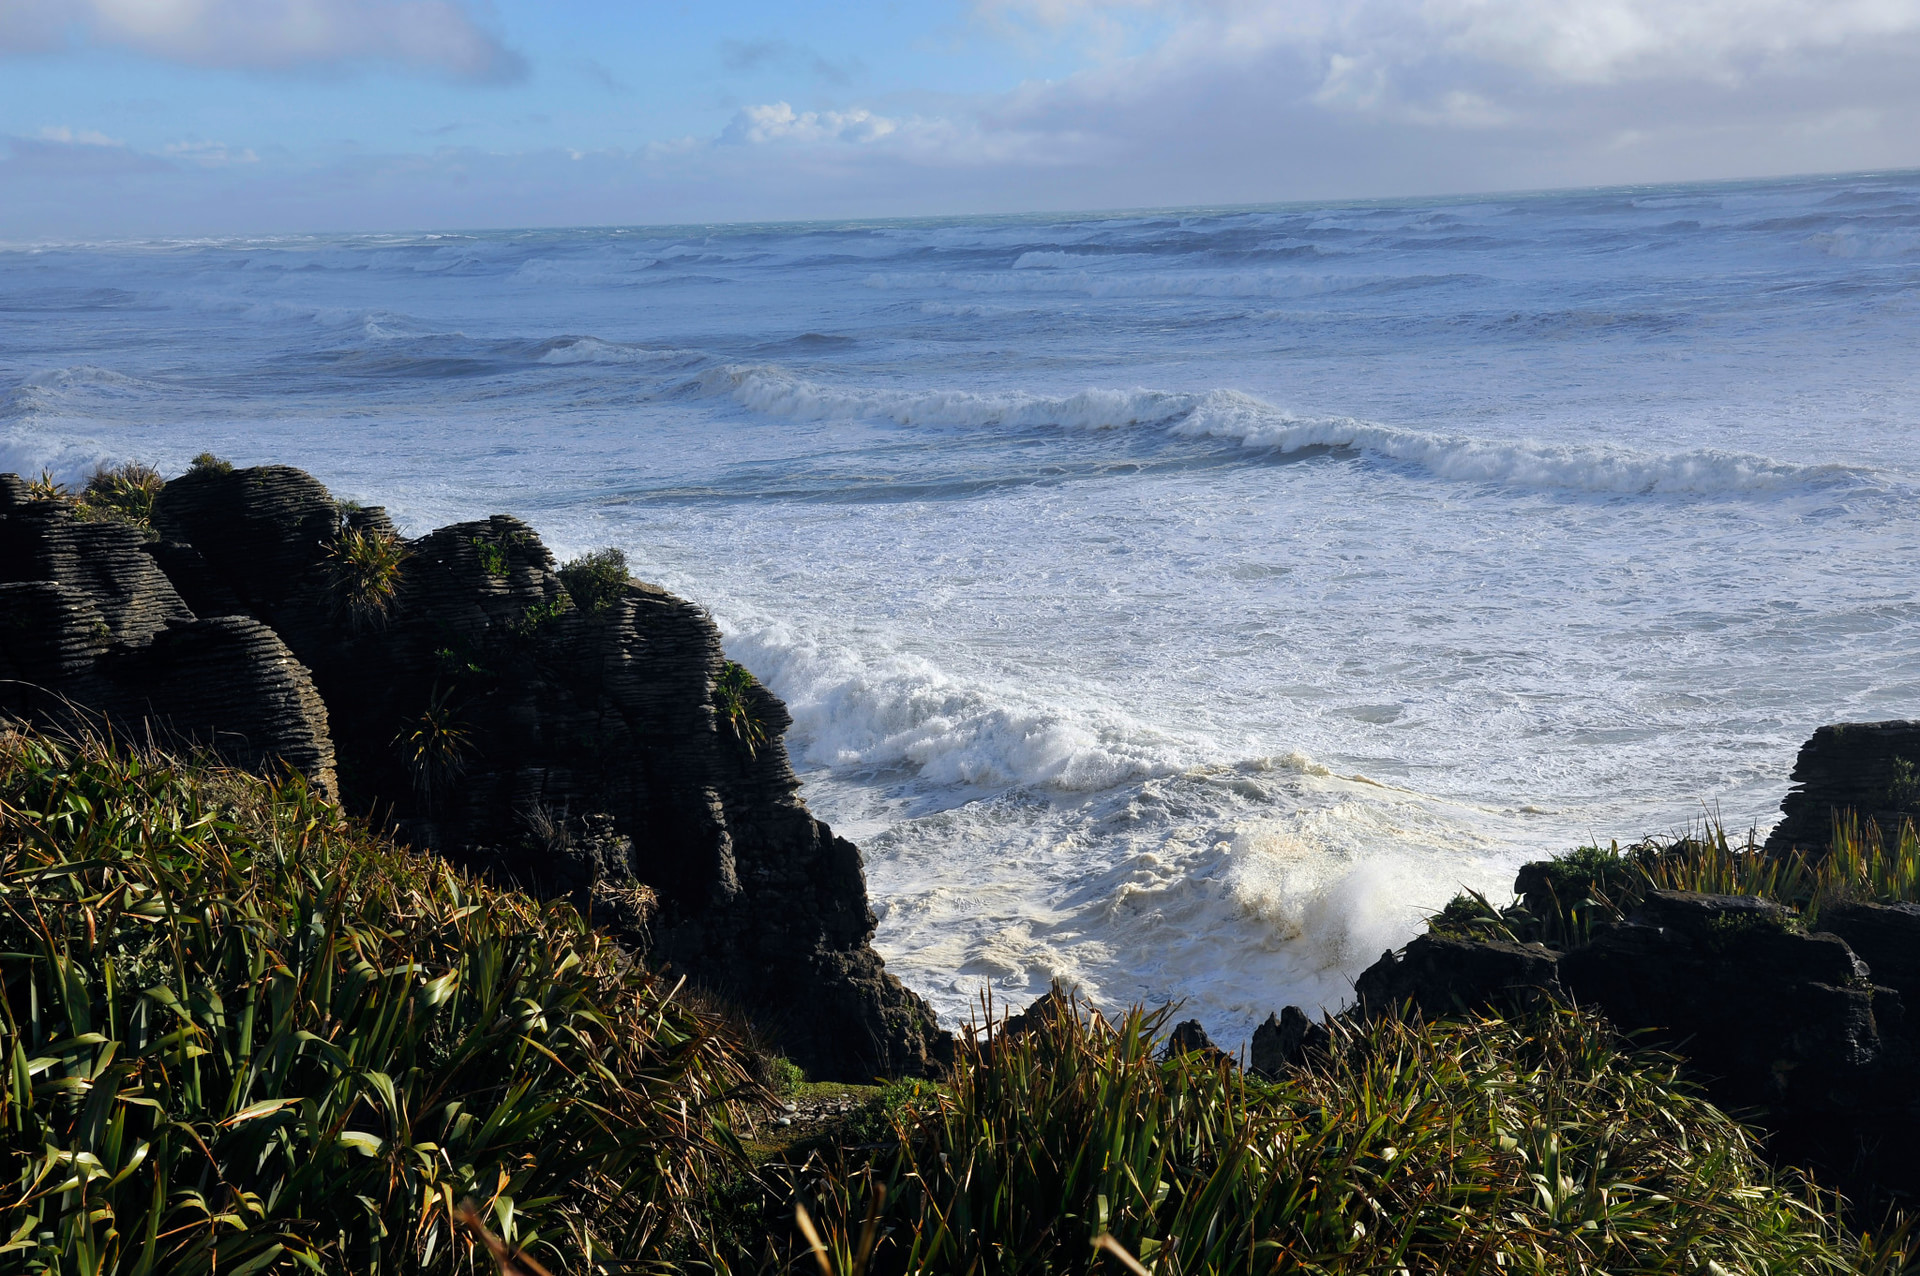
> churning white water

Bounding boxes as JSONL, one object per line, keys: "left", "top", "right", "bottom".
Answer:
{"left": 7, "top": 172, "right": 1920, "bottom": 1046}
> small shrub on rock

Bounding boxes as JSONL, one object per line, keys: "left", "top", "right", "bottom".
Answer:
{"left": 714, "top": 660, "right": 770, "bottom": 757}
{"left": 558, "top": 546, "right": 632, "bottom": 612}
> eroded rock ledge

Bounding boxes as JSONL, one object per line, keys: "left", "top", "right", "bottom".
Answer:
{"left": 0, "top": 465, "right": 944, "bottom": 1081}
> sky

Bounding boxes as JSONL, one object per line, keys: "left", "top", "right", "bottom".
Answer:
{"left": 3, "top": 0, "right": 1920, "bottom": 237}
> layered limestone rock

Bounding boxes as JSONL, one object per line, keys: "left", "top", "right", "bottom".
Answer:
{"left": 0, "top": 465, "right": 943, "bottom": 1081}
{"left": 0, "top": 480, "right": 332, "bottom": 786}
{"left": 1767, "top": 719, "right": 1920, "bottom": 853}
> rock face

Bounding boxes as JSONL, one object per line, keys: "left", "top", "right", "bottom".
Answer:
{"left": 1767, "top": 719, "right": 1920, "bottom": 853}
{"left": 1353, "top": 932, "right": 1561, "bottom": 1019}
{"left": 0, "top": 466, "right": 944, "bottom": 1081}
{"left": 1248, "top": 1006, "right": 1327, "bottom": 1078}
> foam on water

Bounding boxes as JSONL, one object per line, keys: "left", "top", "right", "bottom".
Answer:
{"left": 6, "top": 172, "right": 1920, "bottom": 1047}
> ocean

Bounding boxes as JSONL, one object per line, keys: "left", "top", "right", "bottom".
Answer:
{"left": 5, "top": 171, "right": 1919, "bottom": 1047}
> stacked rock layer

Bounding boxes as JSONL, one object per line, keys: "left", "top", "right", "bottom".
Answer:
{"left": 0, "top": 466, "right": 943, "bottom": 1081}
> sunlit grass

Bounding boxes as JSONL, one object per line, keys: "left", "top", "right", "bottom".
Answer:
{"left": 0, "top": 728, "right": 753, "bottom": 1274}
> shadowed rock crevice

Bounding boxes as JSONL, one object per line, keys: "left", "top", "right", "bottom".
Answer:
{"left": 0, "top": 464, "right": 944, "bottom": 1081}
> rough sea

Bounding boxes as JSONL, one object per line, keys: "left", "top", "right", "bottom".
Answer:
{"left": 6, "top": 171, "right": 1919, "bottom": 1047}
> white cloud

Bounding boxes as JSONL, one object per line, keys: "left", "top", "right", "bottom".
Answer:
{"left": 39, "top": 124, "right": 121, "bottom": 146}
{"left": 164, "top": 139, "right": 259, "bottom": 165}
{"left": 1418, "top": 0, "right": 1920, "bottom": 83}
{"left": 4, "top": 0, "right": 1920, "bottom": 235}
{"left": 721, "top": 102, "right": 898, "bottom": 146}
{"left": 0, "top": 0, "right": 524, "bottom": 80}
{"left": 978, "top": 0, "right": 1920, "bottom": 87}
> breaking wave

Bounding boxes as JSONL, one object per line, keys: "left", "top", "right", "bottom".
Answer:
{"left": 699, "top": 365, "right": 1877, "bottom": 497}
{"left": 716, "top": 613, "right": 1194, "bottom": 793}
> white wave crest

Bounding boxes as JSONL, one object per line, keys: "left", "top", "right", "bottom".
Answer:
{"left": 701, "top": 364, "right": 1195, "bottom": 432}
{"left": 864, "top": 269, "right": 1413, "bottom": 300}
{"left": 535, "top": 336, "right": 707, "bottom": 367}
{"left": 1171, "top": 392, "right": 1874, "bottom": 495}
{"left": 20, "top": 365, "right": 149, "bottom": 392}
{"left": 1011, "top": 250, "right": 1156, "bottom": 270}
{"left": 717, "top": 616, "right": 1193, "bottom": 793}
{"left": 702, "top": 365, "right": 1875, "bottom": 496}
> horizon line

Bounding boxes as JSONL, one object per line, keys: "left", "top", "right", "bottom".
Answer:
{"left": 5, "top": 163, "right": 1917, "bottom": 250}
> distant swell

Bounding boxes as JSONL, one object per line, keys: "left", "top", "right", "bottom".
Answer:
{"left": 701, "top": 365, "right": 1877, "bottom": 497}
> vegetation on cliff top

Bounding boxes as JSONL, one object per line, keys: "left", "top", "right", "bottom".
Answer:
{"left": 557, "top": 547, "right": 632, "bottom": 614}
{"left": 730, "top": 993, "right": 1907, "bottom": 1276}
{"left": 3, "top": 729, "right": 1910, "bottom": 1274}
{"left": 23, "top": 462, "right": 166, "bottom": 534}
{"left": 1433, "top": 815, "right": 1920, "bottom": 948}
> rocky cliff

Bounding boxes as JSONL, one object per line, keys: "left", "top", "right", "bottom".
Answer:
{"left": 1768, "top": 719, "right": 1920, "bottom": 854}
{"left": 0, "top": 464, "right": 944, "bottom": 1081}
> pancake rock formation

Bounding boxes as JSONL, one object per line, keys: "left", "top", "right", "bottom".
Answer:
{"left": 1768, "top": 719, "right": 1920, "bottom": 854}
{"left": 0, "top": 465, "right": 944, "bottom": 1081}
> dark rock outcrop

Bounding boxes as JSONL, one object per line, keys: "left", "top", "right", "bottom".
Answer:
{"left": 1, "top": 465, "right": 944, "bottom": 1081}
{"left": 1248, "top": 1005, "right": 1329, "bottom": 1077}
{"left": 1559, "top": 892, "right": 1879, "bottom": 1105}
{"left": 1165, "top": 1018, "right": 1235, "bottom": 1067}
{"left": 1350, "top": 873, "right": 1920, "bottom": 1207}
{"left": 1821, "top": 901, "right": 1920, "bottom": 1011}
{"left": 1354, "top": 931, "right": 1562, "bottom": 1019}
{"left": 108, "top": 616, "right": 337, "bottom": 791}
{"left": 1768, "top": 720, "right": 1920, "bottom": 854}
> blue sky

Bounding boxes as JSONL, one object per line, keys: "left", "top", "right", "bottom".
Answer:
{"left": 4, "top": 0, "right": 1920, "bottom": 237}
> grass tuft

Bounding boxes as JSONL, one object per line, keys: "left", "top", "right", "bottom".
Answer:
{"left": 713, "top": 662, "right": 770, "bottom": 758}
{"left": 69, "top": 461, "right": 166, "bottom": 533}
{"left": 324, "top": 524, "right": 409, "bottom": 631}
{"left": 395, "top": 682, "right": 473, "bottom": 810}
{"left": 1487, "top": 813, "right": 1920, "bottom": 946}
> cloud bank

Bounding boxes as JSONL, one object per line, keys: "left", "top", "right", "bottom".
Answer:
{"left": 3, "top": 0, "right": 1919, "bottom": 235}
{"left": 0, "top": 0, "right": 524, "bottom": 80}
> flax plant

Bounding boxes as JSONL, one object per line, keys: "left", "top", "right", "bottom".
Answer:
{"left": 0, "top": 730, "right": 753, "bottom": 1275}
{"left": 324, "top": 525, "right": 409, "bottom": 631}
{"left": 714, "top": 663, "right": 770, "bottom": 759}
{"left": 1472, "top": 813, "right": 1920, "bottom": 946}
